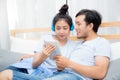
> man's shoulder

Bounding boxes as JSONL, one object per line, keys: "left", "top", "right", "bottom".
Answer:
{"left": 94, "top": 37, "right": 110, "bottom": 45}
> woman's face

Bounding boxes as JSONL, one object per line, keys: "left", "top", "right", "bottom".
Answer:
{"left": 55, "top": 19, "right": 70, "bottom": 41}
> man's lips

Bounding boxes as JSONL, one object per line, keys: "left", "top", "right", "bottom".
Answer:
{"left": 76, "top": 31, "right": 80, "bottom": 34}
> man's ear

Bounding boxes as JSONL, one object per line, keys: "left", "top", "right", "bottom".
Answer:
{"left": 88, "top": 23, "right": 93, "bottom": 30}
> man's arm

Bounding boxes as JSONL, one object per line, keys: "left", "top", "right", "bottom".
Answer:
{"left": 54, "top": 55, "right": 110, "bottom": 79}
{"left": 69, "top": 56, "right": 109, "bottom": 79}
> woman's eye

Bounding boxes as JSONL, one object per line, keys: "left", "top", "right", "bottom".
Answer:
{"left": 56, "top": 27, "right": 61, "bottom": 30}
{"left": 63, "top": 27, "right": 68, "bottom": 30}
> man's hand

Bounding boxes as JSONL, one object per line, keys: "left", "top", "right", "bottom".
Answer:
{"left": 53, "top": 55, "right": 71, "bottom": 70}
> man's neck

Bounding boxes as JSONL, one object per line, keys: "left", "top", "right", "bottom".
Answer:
{"left": 84, "top": 32, "right": 98, "bottom": 41}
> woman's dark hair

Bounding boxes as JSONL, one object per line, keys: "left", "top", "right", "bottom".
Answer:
{"left": 76, "top": 9, "right": 102, "bottom": 33}
{"left": 52, "top": 4, "right": 74, "bottom": 31}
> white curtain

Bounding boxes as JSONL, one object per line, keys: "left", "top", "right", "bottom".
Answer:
{"left": 7, "top": 0, "right": 120, "bottom": 35}
{"left": 7, "top": 0, "right": 67, "bottom": 29}
{"left": 0, "top": 0, "right": 10, "bottom": 50}
{"left": 69, "top": 0, "right": 120, "bottom": 35}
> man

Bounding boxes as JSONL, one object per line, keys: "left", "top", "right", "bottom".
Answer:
{"left": 53, "top": 9, "right": 111, "bottom": 80}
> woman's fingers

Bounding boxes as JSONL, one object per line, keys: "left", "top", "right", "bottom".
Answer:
{"left": 42, "top": 43, "right": 55, "bottom": 56}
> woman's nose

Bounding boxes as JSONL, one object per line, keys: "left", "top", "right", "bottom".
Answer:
{"left": 59, "top": 29, "right": 64, "bottom": 33}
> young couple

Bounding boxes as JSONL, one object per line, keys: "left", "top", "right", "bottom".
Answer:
{"left": 0, "top": 4, "right": 111, "bottom": 80}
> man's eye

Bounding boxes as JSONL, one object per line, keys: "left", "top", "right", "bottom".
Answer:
{"left": 77, "top": 23, "right": 81, "bottom": 26}
{"left": 75, "top": 22, "right": 81, "bottom": 26}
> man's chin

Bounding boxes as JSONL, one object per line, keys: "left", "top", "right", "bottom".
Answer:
{"left": 77, "top": 36, "right": 82, "bottom": 39}
{"left": 77, "top": 36, "right": 84, "bottom": 39}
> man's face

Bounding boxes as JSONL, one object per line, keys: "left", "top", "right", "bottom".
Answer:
{"left": 75, "top": 15, "right": 89, "bottom": 39}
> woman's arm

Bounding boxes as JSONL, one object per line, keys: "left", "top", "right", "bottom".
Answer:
{"left": 19, "top": 54, "right": 34, "bottom": 61}
{"left": 32, "top": 44, "right": 55, "bottom": 68}
{"left": 32, "top": 52, "right": 48, "bottom": 68}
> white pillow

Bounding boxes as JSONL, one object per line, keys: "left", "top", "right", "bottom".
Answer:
{"left": 110, "top": 42, "right": 120, "bottom": 60}
{"left": 10, "top": 37, "right": 39, "bottom": 54}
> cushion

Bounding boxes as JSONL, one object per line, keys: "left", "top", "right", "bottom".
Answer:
{"left": 110, "top": 42, "right": 120, "bottom": 60}
{"left": 103, "top": 58, "right": 120, "bottom": 80}
{"left": 0, "top": 49, "right": 24, "bottom": 71}
{"left": 10, "top": 37, "right": 39, "bottom": 54}
{"left": 103, "top": 42, "right": 120, "bottom": 80}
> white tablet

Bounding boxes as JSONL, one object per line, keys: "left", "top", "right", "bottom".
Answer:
{"left": 44, "top": 40, "right": 61, "bottom": 55}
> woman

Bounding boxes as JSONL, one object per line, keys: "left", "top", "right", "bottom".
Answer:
{"left": 0, "top": 4, "right": 76, "bottom": 80}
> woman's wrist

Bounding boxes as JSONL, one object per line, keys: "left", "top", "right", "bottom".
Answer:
{"left": 41, "top": 51, "right": 49, "bottom": 60}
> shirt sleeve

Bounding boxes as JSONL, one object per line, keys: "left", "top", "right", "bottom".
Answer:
{"left": 94, "top": 39, "right": 111, "bottom": 59}
{"left": 33, "top": 37, "right": 45, "bottom": 53}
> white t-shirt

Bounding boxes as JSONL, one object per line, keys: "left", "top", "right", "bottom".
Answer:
{"left": 32, "top": 34, "right": 76, "bottom": 77}
{"left": 67, "top": 37, "right": 111, "bottom": 80}
{"left": 34, "top": 34, "right": 76, "bottom": 69}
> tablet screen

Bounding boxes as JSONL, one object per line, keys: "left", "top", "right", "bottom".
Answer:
{"left": 44, "top": 40, "right": 61, "bottom": 55}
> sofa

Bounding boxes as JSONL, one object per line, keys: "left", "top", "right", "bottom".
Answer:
{"left": 0, "top": 39, "right": 120, "bottom": 80}
{"left": 0, "top": 49, "right": 24, "bottom": 71}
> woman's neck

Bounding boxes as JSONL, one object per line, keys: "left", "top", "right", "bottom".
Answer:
{"left": 53, "top": 35, "right": 68, "bottom": 46}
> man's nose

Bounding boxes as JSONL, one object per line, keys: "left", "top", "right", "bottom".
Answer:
{"left": 74, "top": 25, "right": 78, "bottom": 29}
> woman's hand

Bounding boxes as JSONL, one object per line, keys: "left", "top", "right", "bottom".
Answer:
{"left": 42, "top": 43, "right": 55, "bottom": 57}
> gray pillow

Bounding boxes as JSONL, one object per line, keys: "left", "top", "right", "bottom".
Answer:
{"left": 0, "top": 49, "right": 23, "bottom": 71}
{"left": 103, "top": 58, "right": 120, "bottom": 80}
